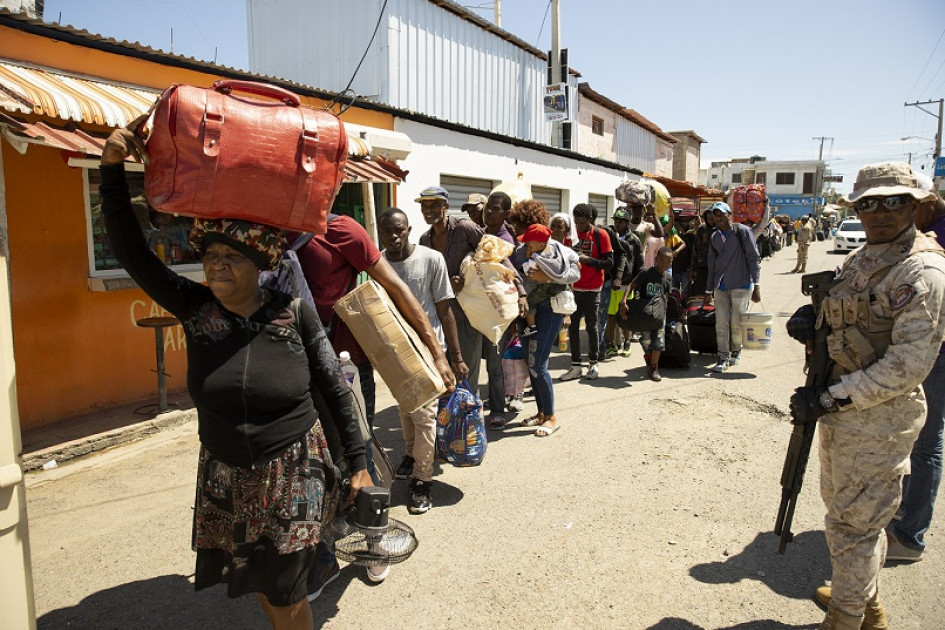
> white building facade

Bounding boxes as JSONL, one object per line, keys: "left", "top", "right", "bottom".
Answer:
{"left": 702, "top": 157, "right": 826, "bottom": 218}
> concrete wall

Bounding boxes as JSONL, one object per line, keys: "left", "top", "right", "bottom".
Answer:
{"left": 576, "top": 97, "right": 616, "bottom": 162}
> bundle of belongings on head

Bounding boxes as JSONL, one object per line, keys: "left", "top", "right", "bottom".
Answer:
{"left": 457, "top": 235, "right": 520, "bottom": 344}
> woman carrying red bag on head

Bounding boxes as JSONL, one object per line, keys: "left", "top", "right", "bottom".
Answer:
{"left": 100, "top": 118, "right": 369, "bottom": 630}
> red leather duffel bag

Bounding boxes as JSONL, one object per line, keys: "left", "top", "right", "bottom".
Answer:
{"left": 145, "top": 80, "right": 347, "bottom": 234}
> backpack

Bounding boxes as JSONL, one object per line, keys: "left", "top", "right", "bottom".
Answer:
{"left": 598, "top": 225, "right": 629, "bottom": 282}
{"left": 259, "top": 232, "right": 316, "bottom": 310}
{"left": 731, "top": 184, "right": 767, "bottom": 224}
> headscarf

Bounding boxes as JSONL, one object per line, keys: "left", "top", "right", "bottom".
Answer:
{"left": 550, "top": 212, "right": 578, "bottom": 246}
{"left": 189, "top": 218, "right": 286, "bottom": 271}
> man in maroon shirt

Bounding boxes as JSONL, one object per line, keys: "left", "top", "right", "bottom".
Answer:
{"left": 295, "top": 214, "right": 455, "bottom": 464}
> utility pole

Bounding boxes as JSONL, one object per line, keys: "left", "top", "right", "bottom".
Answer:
{"left": 811, "top": 136, "right": 833, "bottom": 216}
{"left": 494, "top": 0, "right": 501, "bottom": 27}
{"left": 550, "top": 0, "right": 562, "bottom": 149}
{"left": 905, "top": 99, "right": 943, "bottom": 185}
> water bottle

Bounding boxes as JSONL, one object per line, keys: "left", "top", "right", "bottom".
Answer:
{"left": 558, "top": 328, "right": 568, "bottom": 351}
{"left": 339, "top": 351, "right": 357, "bottom": 389}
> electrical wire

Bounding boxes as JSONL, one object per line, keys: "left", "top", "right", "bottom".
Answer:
{"left": 920, "top": 55, "right": 945, "bottom": 99}
{"left": 535, "top": 0, "right": 551, "bottom": 47}
{"left": 907, "top": 26, "right": 945, "bottom": 100}
{"left": 326, "top": 0, "right": 390, "bottom": 114}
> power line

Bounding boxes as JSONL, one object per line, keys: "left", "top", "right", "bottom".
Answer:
{"left": 907, "top": 26, "right": 945, "bottom": 100}
{"left": 535, "top": 0, "right": 551, "bottom": 47}
{"left": 327, "top": 0, "right": 390, "bottom": 114}
{"left": 920, "top": 55, "right": 945, "bottom": 98}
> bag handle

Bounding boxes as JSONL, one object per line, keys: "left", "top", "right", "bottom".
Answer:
{"left": 212, "top": 79, "right": 301, "bottom": 107}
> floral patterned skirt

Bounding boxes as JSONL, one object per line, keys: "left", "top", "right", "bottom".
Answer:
{"left": 192, "top": 422, "right": 339, "bottom": 606}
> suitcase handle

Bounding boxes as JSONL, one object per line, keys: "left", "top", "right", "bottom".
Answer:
{"left": 212, "top": 80, "right": 301, "bottom": 107}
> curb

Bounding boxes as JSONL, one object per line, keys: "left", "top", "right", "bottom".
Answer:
{"left": 22, "top": 408, "right": 197, "bottom": 472}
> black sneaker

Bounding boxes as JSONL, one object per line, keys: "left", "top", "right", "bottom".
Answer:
{"left": 409, "top": 479, "right": 432, "bottom": 514}
{"left": 307, "top": 559, "right": 340, "bottom": 602}
{"left": 395, "top": 455, "right": 414, "bottom": 480}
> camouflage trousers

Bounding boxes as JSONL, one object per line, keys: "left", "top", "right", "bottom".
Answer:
{"left": 819, "top": 424, "right": 912, "bottom": 616}
{"left": 795, "top": 243, "right": 809, "bottom": 268}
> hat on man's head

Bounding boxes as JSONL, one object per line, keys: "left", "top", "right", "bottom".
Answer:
{"left": 462, "top": 193, "right": 487, "bottom": 207}
{"left": 522, "top": 224, "right": 552, "bottom": 244}
{"left": 414, "top": 186, "right": 449, "bottom": 203}
{"left": 613, "top": 206, "right": 630, "bottom": 221}
{"left": 710, "top": 202, "right": 732, "bottom": 215}
{"left": 840, "top": 162, "right": 936, "bottom": 206}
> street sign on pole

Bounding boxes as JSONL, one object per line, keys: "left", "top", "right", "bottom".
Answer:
{"left": 934, "top": 156, "right": 945, "bottom": 178}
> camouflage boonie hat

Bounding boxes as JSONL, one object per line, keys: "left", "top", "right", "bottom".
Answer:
{"left": 840, "top": 162, "right": 936, "bottom": 206}
{"left": 189, "top": 218, "right": 287, "bottom": 271}
{"left": 615, "top": 180, "right": 653, "bottom": 206}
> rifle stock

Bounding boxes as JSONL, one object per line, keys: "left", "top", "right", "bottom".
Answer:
{"left": 775, "top": 270, "right": 836, "bottom": 554}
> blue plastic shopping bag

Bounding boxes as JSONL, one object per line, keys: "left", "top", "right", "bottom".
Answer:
{"left": 435, "top": 378, "right": 486, "bottom": 467}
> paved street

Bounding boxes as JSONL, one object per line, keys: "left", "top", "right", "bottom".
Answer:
{"left": 24, "top": 238, "right": 943, "bottom": 629}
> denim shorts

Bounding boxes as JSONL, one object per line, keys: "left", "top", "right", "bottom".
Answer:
{"left": 638, "top": 325, "right": 665, "bottom": 351}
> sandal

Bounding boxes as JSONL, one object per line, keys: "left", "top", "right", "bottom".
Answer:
{"left": 521, "top": 413, "right": 544, "bottom": 427}
{"left": 535, "top": 419, "right": 560, "bottom": 437}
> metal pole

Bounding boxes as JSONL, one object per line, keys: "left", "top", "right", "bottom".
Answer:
{"left": 494, "top": 0, "right": 501, "bottom": 27}
{"left": 155, "top": 327, "right": 168, "bottom": 413}
{"left": 550, "top": 0, "right": 561, "bottom": 149}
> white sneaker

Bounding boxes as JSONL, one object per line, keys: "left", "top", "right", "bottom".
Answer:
{"left": 366, "top": 563, "right": 390, "bottom": 583}
{"left": 508, "top": 396, "right": 525, "bottom": 412}
{"left": 729, "top": 352, "right": 741, "bottom": 366}
{"left": 585, "top": 364, "right": 599, "bottom": 380}
{"left": 560, "top": 366, "right": 584, "bottom": 381}
{"left": 711, "top": 359, "right": 729, "bottom": 373}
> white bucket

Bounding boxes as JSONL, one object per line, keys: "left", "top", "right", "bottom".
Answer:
{"left": 741, "top": 311, "right": 774, "bottom": 350}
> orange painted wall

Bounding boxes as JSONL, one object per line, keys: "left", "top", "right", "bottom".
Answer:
{"left": 0, "top": 26, "right": 396, "bottom": 430}
{"left": 4, "top": 142, "right": 188, "bottom": 429}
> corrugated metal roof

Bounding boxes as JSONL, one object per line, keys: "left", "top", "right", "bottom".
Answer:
{"left": 0, "top": 59, "right": 159, "bottom": 127}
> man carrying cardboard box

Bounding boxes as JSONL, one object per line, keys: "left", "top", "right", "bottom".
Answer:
{"left": 378, "top": 208, "right": 468, "bottom": 514}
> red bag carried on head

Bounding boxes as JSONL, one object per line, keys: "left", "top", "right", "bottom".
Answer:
{"left": 731, "top": 183, "right": 767, "bottom": 225}
{"left": 145, "top": 80, "right": 347, "bottom": 234}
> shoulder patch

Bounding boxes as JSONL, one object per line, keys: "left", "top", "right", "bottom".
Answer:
{"left": 890, "top": 283, "right": 917, "bottom": 311}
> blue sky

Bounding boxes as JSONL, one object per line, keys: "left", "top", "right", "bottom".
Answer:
{"left": 42, "top": 0, "right": 945, "bottom": 192}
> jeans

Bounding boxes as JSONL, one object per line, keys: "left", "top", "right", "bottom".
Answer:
{"left": 482, "top": 332, "right": 507, "bottom": 415}
{"left": 527, "top": 301, "right": 562, "bottom": 416}
{"left": 568, "top": 289, "right": 601, "bottom": 366}
{"left": 713, "top": 288, "right": 752, "bottom": 359}
{"left": 894, "top": 351, "right": 945, "bottom": 551}
{"left": 597, "top": 281, "right": 612, "bottom": 356}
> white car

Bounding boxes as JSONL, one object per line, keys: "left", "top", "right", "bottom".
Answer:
{"left": 834, "top": 218, "right": 866, "bottom": 253}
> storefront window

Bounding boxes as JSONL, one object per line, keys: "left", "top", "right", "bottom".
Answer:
{"left": 87, "top": 168, "right": 199, "bottom": 274}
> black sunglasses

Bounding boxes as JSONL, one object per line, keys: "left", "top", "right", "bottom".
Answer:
{"left": 855, "top": 194, "right": 913, "bottom": 214}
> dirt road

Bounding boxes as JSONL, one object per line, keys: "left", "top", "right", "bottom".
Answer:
{"left": 25, "top": 239, "right": 943, "bottom": 629}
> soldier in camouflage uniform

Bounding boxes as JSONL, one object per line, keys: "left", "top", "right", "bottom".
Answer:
{"left": 791, "top": 215, "right": 816, "bottom": 273}
{"left": 788, "top": 163, "right": 945, "bottom": 629}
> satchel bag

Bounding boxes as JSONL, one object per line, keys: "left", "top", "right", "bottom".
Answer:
{"left": 550, "top": 288, "right": 577, "bottom": 314}
{"left": 145, "top": 80, "right": 348, "bottom": 234}
{"left": 617, "top": 291, "right": 665, "bottom": 332}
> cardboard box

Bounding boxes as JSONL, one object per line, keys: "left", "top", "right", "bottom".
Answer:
{"left": 333, "top": 280, "right": 446, "bottom": 413}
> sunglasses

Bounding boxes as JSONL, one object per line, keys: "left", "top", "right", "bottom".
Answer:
{"left": 712, "top": 210, "right": 729, "bottom": 216}
{"left": 855, "top": 194, "right": 913, "bottom": 213}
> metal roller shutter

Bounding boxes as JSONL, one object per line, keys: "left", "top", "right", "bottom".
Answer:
{"left": 439, "top": 175, "right": 495, "bottom": 217}
{"left": 588, "top": 193, "right": 609, "bottom": 224}
{"left": 532, "top": 186, "right": 562, "bottom": 216}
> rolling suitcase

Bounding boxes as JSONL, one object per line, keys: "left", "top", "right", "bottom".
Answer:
{"left": 687, "top": 299, "right": 718, "bottom": 355}
{"left": 659, "top": 320, "right": 691, "bottom": 369}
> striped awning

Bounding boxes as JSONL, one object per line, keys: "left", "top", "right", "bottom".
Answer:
{"left": 0, "top": 58, "right": 406, "bottom": 183}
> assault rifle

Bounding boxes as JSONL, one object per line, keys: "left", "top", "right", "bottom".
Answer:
{"left": 774, "top": 270, "right": 837, "bottom": 555}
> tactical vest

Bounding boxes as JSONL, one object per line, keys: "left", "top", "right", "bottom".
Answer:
{"left": 817, "top": 230, "right": 945, "bottom": 382}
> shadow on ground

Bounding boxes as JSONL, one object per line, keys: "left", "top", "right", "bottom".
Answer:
{"left": 648, "top": 618, "right": 819, "bottom": 630}
{"left": 690, "top": 530, "right": 831, "bottom": 600}
{"left": 38, "top": 574, "right": 268, "bottom": 630}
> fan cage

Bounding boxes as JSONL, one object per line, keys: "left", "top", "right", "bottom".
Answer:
{"left": 324, "top": 518, "right": 418, "bottom": 567}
